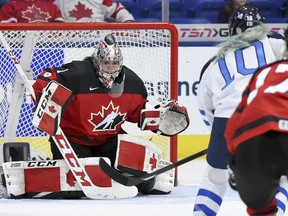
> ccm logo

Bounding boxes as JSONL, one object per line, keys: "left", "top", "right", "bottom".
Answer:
{"left": 159, "top": 160, "right": 170, "bottom": 166}
{"left": 54, "top": 134, "right": 92, "bottom": 186}
{"left": 10, "top": 163, "right": 21, "bottom": 167}
{"left": 27, "top": 160, "right": 57, "bottom": 167}
{"left": 36, "top": 89, "right": 52, "bottom": 118}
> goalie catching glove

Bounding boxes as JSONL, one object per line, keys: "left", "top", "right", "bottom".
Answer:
{"left": 140, "top": 99, "right": 190, "bottom": 136}
{"left": 32, "top": 81, "right": 73, "bottom": 135}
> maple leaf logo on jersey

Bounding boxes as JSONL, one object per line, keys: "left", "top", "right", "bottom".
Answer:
{"left": 22, "top": 5, "right": 52, "bottom": 23}
{"left": 69, "top": 2, "right": 93, "bottom": 20}
{"left": 88, "top": 101, "right": 126, "bottom": 132}
{"left": 149, "top": 153, "right": 158, "bottom": 171}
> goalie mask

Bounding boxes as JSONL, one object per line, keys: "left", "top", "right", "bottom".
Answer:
{"left": 228, "top": 6, "right": 265, "bottom": 36}
{"left": 93, "top": 34, "right": 123, "bottom": 89}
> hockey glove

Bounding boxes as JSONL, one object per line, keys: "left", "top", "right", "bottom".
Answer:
{"left": 156, "top": 99, "right": 190, "bottom": 136}
{"left": 140, "top": 99, "right": 190, "bottom": 136}
{"left": 32, "top": 81, "right": 73, "bottom": 135}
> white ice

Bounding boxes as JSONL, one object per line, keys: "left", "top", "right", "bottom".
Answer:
{"left": 0, "top": 160, "right": 276, "bottom": 216}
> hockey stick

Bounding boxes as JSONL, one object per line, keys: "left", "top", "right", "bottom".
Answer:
{"left": 99, "top": 148, "right": 207, "bottom": 186}
{"left": 0, "top": 31, "right": 137, "bottom": 199}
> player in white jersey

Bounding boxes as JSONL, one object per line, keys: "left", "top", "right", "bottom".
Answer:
{"left": 54, "top": 0, "right": 134, "bottom": 22}
{"left": 194, "top": 6, "right": 287, "bottom": 216}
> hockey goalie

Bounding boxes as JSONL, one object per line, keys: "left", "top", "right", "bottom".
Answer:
{"left": 0, "top": 34, "right": 189, "bottom": 199}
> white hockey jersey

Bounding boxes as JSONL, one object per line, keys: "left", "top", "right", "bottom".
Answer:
{"left": 197, "top": 31, "right": 285, "bottom": 128}
{"left": 53, "top": 0, "right": 134, "bottom": 22}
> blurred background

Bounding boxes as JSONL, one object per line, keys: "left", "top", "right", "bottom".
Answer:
{"left": 115, "top": 0, "right": 287, "bottom": 24}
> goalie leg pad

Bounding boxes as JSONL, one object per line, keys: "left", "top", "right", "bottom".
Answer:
{"left": 115, "top": 134, "right": 162, "bottom": 173}
{"left": 115, "top": 134, "right": 174, "bottom": 195}
{"left": 151, "top": 159, "right": 175, "bottom": 194}
{"left": 1, "top": 157, "right": 137, "bottom": 199}
{"left": 32, "top": 81, "right": 73, "bottom": 135}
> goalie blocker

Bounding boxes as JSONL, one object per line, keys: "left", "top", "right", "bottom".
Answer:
{"left": 32, "top": 80, "right": 73, "bottom": 136}
{"left": 0, "top": 134, "right": 174, "bottom": 198}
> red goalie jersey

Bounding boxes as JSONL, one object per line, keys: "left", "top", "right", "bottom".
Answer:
{"left": 32, "top": 58, "right": 148, "bottom": 146}
{"left": 225, "top": 59, "right": 288, "bottom": 154}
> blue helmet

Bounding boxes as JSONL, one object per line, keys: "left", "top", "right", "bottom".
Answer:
{"left": 228, "top": 6, "right": 265, "bottom": 36}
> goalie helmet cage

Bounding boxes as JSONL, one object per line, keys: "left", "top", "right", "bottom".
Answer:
{"left": 0, "top": 21, "right": 178, "bottom": 178}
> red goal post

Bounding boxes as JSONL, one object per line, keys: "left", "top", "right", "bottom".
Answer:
{"left": 0, "top": 22, "right": 178, "bottom": 169}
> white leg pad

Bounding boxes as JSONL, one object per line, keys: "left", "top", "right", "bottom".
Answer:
{"left": 152, "top": 159, "right": 175, "bottom": 193}
{"left": 1, "top": 157, "right": 138, "bottom": 199}
{"left": 115, "top": 134, "right": 162, "bottom": 173}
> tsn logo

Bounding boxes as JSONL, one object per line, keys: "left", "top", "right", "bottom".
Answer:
{"left": 178, "top": 26, "right": 286, "bottom": 40}
{"left": 179, "top": 27, "right": 229, "bottom": 39}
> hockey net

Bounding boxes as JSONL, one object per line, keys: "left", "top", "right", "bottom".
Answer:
{"left": 0, "top": 22, "right": 178, "bottom": 165}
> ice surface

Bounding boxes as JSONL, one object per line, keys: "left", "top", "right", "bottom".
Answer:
{"left": 0, "top": 186, "right": 247, "bottom": 216}
{"left": 0, "top": 160, "right": 276, "bottom": 216}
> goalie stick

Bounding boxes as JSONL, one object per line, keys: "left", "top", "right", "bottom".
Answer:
{"left": 99, "top": 148, "right": 208, "bottom": 186}
{"left": 0, "top": 32, "right": 137, "bottom": 199}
